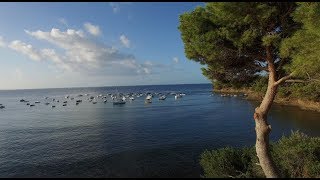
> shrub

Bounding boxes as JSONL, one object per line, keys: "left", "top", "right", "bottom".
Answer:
{"left": 200, "top": 147, "right": 254, "bottom": 178}
{"left": 200, "top": 131, "right": 320, "bottom": 178}
{"left": 272, "top": 131, "right": 320, "bottom": 177}
{"left": 251, "top": 76, "right": 268, "bottom": 93}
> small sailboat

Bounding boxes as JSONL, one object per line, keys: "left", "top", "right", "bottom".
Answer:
{"left": 113, "top": 93, "right": 126, "bottom": 105}
{"left": 146, "top": 94, "right": 152, "bottom": 100}
{"left": 145, "top": 94, "right": 152, "bottom": 103}
{"left": 175, "top": 94, "right": 182, "bottom": 100}
{"left": 159, "top": 95, "right": 166, "bottom": 100}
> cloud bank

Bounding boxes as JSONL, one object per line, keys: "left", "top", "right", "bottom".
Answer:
{"left": 3, "top": 22, "right": 155, "bottom": 76}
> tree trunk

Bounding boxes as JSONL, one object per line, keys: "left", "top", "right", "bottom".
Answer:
{"left": 254, "top": 46, "right": 280, "bottom": 178}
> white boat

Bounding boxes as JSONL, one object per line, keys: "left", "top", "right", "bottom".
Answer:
{"left": 113, "top": 100, "right": 125, "bottom": 105}
{"left": 130, "top": 97, "right": 135, "bottom": 101}
{"left": 146, "top": 94, "right": 152, "bottom": 100}
{"left": 175, "top": 94, "right": 182, "bottom": 99}
{"left": 159, "top": 95, "right": 166, "bottom": 100}
{"left": 113, "top": 94, "right": 126, "bottom": 105}
{"left": 145, "top": 99, "right": 152, "bottom": 103}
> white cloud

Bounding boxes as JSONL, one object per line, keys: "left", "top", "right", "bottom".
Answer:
{"left": 11, "top": 27, "right": 153, "bottom": 75}
{"left": 120, "top": 34, "right": 130, "bottom": 48}
{"left": 59, "top": 18, "right": 68, "bottom": 26}
{"left": 0, "top": 36, "right": 6, "bottom": 47}
{"left": 84, "top": 22, "right": 101, "bottom": 36}
{"left": 9, "top": 40, "right": 42, "bottom": 61}
{"left": 173, "top": 57, "right": 179, "bottom": 63}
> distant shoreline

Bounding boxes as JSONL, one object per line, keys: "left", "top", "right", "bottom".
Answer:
{"left": 0, "top": 83, "right": 212, "bottom": 91}
{"left": 214, "top": 88, "right": 320, "bottom": 112}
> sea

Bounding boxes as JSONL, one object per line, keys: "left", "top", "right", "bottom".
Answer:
{"left": 0, "top": 83, "right": 319, "bottom": 177}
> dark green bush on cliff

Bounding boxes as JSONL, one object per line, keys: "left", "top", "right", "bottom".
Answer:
{"left": 276, "top": 82, "right": 320, "bottom": 102}
{"left": 200, "top": 131, "right": 320, "bottom": 178}
{"left": 200, "top": 147, "right": 255, "bottom": 178}
{"left": 249, "top": 76, "right": 320, "bottom": 102}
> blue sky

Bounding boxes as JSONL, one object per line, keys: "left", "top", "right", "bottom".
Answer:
{"left": 0, "top": 2, "right": 209, "bottom": 90}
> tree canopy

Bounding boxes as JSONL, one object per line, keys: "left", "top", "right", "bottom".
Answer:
{"left": 178, "top": 2, "right": 299, "bottom": 86}
{"left": 280, "top": 2, "right": 320, "bottom": 81}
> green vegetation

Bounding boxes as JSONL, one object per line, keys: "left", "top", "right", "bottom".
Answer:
{"left": 179, "top": 2, "right": 320, "bottom": 177}
{"left": 179, "top": 2, "right": 320, "bottom": 103}
{"left": 251, "top": 77, "right": 320, "bottom": 102}
{"left": 178, "top": 2, "right": 298, "bottom": 86}
{"left": 200, "top": 131, "right": 320, "bottom": 178}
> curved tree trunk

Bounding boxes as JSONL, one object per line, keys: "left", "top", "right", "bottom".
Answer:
{"left": 254, "top": 46, "right": 280, "bottom": 178}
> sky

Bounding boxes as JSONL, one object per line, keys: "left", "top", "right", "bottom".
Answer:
{"left": 0, "top": 2, "right": 210, "bottom": 90}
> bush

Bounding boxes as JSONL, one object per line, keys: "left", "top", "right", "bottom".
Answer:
{"left": 200, "top": 147, "right": 254, "bottom": 178}
{"left": 273, "top": 131, "right": 320, "bottom": 177}
{"left": 251, "top": 76, "right": 268, "bottom": 93}
{"left": 200, "top": 131, "right": 320, "bottom": 178}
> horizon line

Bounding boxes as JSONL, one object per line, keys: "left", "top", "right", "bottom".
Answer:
{"left": 0, "top": 82, "right": 212, "bottom": 91}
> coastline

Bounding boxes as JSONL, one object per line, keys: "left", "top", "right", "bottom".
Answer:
{"left": 213, "top": 88, "right": 320, "bottom": 112}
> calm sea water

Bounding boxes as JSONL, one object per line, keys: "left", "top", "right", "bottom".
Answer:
{"left": 0, "top": 84, "right": 319, "bottom": 177}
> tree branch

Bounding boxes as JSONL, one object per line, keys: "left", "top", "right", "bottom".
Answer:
{"left": 285, "top": 79, "right": 306, "bottom": 83}
{"left": 274, "top": 73, "right": 294, "bottom": 86}
{"left": 219, "top": 46, "right": 265, "bottom": 61}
